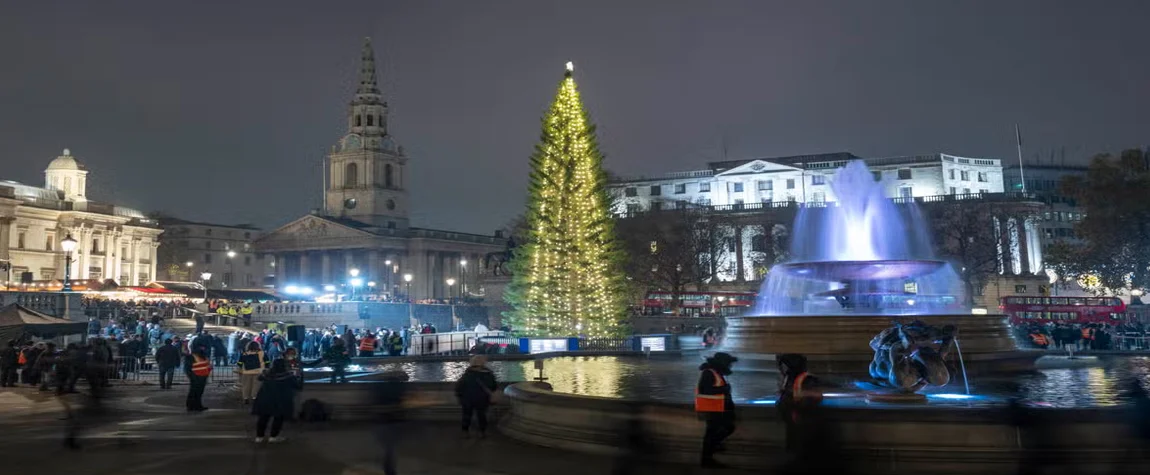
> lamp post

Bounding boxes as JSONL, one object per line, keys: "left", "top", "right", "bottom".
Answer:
{"left": 715, "top": 295, "right": 726, "bottom": 316}
{"left": 200, "top": 272, "right": 212, "bottom": 302}
{"left": 403, "top": 273, "right": 413, "bottom": 301}
{"left": 384, "top": 259, "right": 392, "bottom": 298}
{"left": 446, "top": 277, "right": 458, "bottom": 329}
{"left": 403, "top": 273, "right": 415, "bottom": 323}
{"left": 459, "top": 259, "right": 468, "bottom": 297}
{"left": 60, "top": 235, "right": 78, "bottom": 291}
{"left": 226, "top": 250, "right": 236, "bottom": 288}
{"left": 446, "top": 278, "right": 456, "bottom": 303}
{"left": 348, "top": 268, "right": 360, "bottom": 301}
{"left": 185, "top": 261, "right": 194, "bottom": 281}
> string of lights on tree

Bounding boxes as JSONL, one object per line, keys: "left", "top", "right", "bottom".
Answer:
{"left": 504, "top": 62, "right": 628, "bottom": 338}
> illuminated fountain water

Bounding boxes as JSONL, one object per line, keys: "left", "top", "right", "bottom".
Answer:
{"left": 721, "top": 160, "right": 1036, "bottom": 377}
{"left": 755, "top": 160, "right": 967, "bottom": 316}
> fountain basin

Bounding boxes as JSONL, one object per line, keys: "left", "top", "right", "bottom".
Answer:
{"left": 720, "top": 313, "right": 1039, "bottom": 375}
{"left": 776, "top": 259, "right": 948, "bottom": 281}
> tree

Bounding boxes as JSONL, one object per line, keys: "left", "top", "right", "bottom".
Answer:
{"left": 931, "top": 200, "right": 1021, "bottom": 307}
{"left": 617, "top": 208, "right": 734, "bottom": 314}
{"left": 503, "top": 63, "right": 628, "bottom": 337}
{"left": 1046, "top": 149, "right": 1150, "bottom": 294}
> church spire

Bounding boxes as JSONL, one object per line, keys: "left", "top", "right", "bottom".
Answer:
{"left": 357, "top": 37, "right": 380, "bottom": 96}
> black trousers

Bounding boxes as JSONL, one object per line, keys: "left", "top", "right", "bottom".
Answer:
{"left": 0, "top": 365, "right": 16, "bottom": 387}
{"left": 158, "top": 366, "right": 175, "bottom": 389}
{"left": 256, "top": 414, "right": 285, "bottom": 437}
{"left": 462, "top": 402, "right": 490, "bottom": 433}
{"left": 330, "top": 365, "right": 347, "bottom": 384}
{"left": 186, "top": 375, "right": 207, "bottom": 410}
{"left": 702, "top": 413, "right": 736, "bottom": 462}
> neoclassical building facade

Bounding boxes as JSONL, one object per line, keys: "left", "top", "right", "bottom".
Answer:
{"left": 254, "top": 38, "right": 505, "bottom": 299}
{"left": 0, "top": 149, "right": 163, "bottom": 286}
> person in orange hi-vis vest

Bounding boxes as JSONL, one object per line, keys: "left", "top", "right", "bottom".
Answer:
{"left": 186, "top": 348, "right": 212, "bottom": 412}
{"left": 695, "top": 352, "right": 738, "bottom": 468}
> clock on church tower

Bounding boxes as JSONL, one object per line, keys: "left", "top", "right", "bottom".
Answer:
{"left": 323, "top": 38, "right": 409, "bottom": 230}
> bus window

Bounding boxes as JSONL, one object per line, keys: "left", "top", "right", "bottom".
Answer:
{"left": 1086, "top": 298, "right": 1102, "bottom": 306}
{"left": 1070, "top": 298, "right": 1084, "bottom": 306}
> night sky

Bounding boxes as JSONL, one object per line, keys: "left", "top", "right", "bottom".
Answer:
{"left": 1, "top": 1, "right": 1147, "bottom": 234}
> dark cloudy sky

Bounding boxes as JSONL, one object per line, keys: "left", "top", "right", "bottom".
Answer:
{"left": 1, "top": 1, "right": 1147, "bottom": 234}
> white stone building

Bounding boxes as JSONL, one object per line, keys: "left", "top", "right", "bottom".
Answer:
{"left": 254, "top": 38, "right": 505, "bottom": 300}
{"left": 0, "top": 149, "right": 162, "bottom": 287}
{"left": 610, "top": 152, "right": 1005, "bottom": 214}
{"left": 156, "top": 218, "right": 268, "bottom": 288}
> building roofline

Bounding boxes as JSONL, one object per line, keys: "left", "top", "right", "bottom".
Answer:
{"left": 158, "top": 217, "right": 261, "bottom": 230}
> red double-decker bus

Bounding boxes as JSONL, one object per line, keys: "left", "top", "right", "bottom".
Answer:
{"left": 642, "top": 291, "right": 756, "bottom": 316}
{"left": 999, "top": 296, "right": 1127, "bottom": 324}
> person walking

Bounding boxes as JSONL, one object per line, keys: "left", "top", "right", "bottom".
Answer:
{"left": 237, "top": 341, "right": 265, "bottom": 404}
{"left": 186, "top": 348, "right": 211, "bottom": 412}
{"left": 695, "top": 352, "right": 737, "bottom": 468}
{"left": 194, "top": 313, "right": 205, "bottom": 334}
{"left": 454, "top": 355, "right": 498, "bottom": 438}
{"left": 252, "top": 359, "right": 301, "bottom": 443}
{"left": 359, "top": 332, "right": 377, "bottom": 358}
{"left": 0, "top": 340, "right": 18, "bottom": 387}
{"left": 155, "top": 338, "right": 181, "bottom": 390}
{"left": 323, "top": 338, "right": 351, "bottom": 384}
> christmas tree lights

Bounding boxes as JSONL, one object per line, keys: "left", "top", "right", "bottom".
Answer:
{"left": 504, "top": 62, "right": 628, "bottom": 337}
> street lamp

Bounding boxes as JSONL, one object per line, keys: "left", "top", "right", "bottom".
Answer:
{"left": 200, "top": 272, "right": 212, "bottom": 301}
{"left": 384, "top": 260, "right": 393, "bottom": 298}
{"left": 715, "top": 295, "right": 726, "bottom": 315}
{"left": 460, "top": 259, "right": 468, "bottom": 296}
{"left": 403, "top": 273, "right": 413, "bottom": 301}
{"left": 348, "top": 268, "right": 361, "bottom": 300}
{"left": 60, "top": 235, "right": 78, "bottom": 291}
{"left": 185, "top": 261, "right": 193, "bottom": 280}
{"left": 446, "top": 278, "right": 456, "bottom": 302}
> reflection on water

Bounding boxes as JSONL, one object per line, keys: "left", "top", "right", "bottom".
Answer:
{"left": 309, "top": 355, "right": 1150, "bottom": 407}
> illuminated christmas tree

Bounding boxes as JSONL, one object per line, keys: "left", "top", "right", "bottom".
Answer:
{"left": 504, "top": 62, "right": 628, "bottom": 337}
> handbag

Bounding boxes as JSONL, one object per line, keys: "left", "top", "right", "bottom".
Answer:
{"left": 480, "top": 380, "right": 502, "bottom": 404}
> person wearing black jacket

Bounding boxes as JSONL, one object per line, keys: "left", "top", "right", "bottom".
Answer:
{"left": 155, "top": 339, "right": 181, "bottom": 390}
{"left": 0, "top": 340, "right": 18, "bottom": 387}
{"left": 251, "top": 359, "right": 301, "bottom": 443}
{"left": 697, "top": 352, "right": 737, "bottom": 468}
{"left": 454, "top": 355, "right": 498, "bottom": 437}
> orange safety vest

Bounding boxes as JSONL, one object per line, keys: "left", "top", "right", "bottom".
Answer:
{"left": 359, "top": 337, "right": 377, "bottom": 352}
{"left": 191, "top": 355, "right": 212, "bottom": 377}
{"left": 694, "top": 369, "right": 727, "bottom": 413}
{"left": 1081, "top": 328, "right": 1093, "bottom": 340}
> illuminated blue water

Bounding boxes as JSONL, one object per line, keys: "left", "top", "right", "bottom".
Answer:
{"left": 307, "top": 355, "right": 1150, "bottom": 407}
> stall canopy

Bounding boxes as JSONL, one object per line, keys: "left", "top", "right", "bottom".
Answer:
{"left": 0, "top": 304, "right": 88, "bottom": 343}
{"left": 147, "top": 282, "right": 280, "bottom": 302}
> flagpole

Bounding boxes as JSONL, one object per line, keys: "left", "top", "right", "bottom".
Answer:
{"left": 1015, "top": 124, "right": 1026, "bottom": 193}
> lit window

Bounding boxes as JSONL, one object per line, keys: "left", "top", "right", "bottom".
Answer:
{"left": 698, "top": 182, "right": 711, "bottom": 192}
{"left": 898, "top": 169, "right": 912, "bottom": 180}
{"left": 674, "top": 184, "right": 686, "bottom": 194}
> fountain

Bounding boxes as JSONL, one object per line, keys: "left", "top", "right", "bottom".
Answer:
{"left": 722, "top": 160, "right": 1037, "bottom": 377}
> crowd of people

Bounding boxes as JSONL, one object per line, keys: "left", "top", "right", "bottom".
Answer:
{"left": 1014, "top": 321, "right": 1150, "bottom": 351}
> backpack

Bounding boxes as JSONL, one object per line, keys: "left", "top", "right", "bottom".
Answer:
{"left": 299, "top": 399, "right": 330, "bottom": 422}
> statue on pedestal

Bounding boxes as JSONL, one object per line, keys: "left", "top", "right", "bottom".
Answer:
{"left": 869, "top": 320, "right": 956, "bottom": 392}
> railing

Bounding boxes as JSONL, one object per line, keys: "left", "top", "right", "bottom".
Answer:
{"left": 407, "top": 331, "right": 505, "bottom": 356}
{"left": 255, "top": 303, "right": 351, "bottom": 314}
{"left": 619, "top": 191, "right": 1044, "bottom": 218}
{"left": 105, "top": 355, "right": 238, "bottom": 385}
{"left": 577, "top": 337, "right": 634, "bottom": 351}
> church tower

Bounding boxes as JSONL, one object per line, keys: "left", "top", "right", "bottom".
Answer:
{"left": 324, "top": 37, "right": 409, "bottom": 230}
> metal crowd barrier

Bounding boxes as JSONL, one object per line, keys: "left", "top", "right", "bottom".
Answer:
{"left": 106, "top": 355, "right": 238, "bottom": 386}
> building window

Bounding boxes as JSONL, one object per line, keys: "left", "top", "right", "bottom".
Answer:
{"left": 650, "top": 185, "right": 661, "bottom": 196}
{"left": 899, "top": 187, "right": 913, "bottom": 199}
{"left": 733, "top": 199, "right": 744, "bottom": 207}
{"left": 960, "top": 170, "right": 969, "bottom": 181}
{"left": 91, "top": 238, "right": 100, "bottom": 253}
{"left": 355, "top": 115, "right": 362, "bottom": 127}
{"left": 963, "top": 188, "right": 971, "bottom": 194}
{"left": 949, "top": 169, "right": 955, "bottom": 180}
{"left": 205, "top": 241, "right": 212, "bottom": 249}
{"left": 224, "top": 272, "right": 233, "bottom": 286}
{"left": 732, "top": 183, "right": 744, "bottom": 193}
{"left": 205, "top": 229, "right": 212, "bottom": 236}
{"left": 898, "top": 169, "right": 912, "bottom": 180}
{"left": 811, "top": 175, "right": 826, "bottom": 185}
{"left": 676, "top": 200, "right": 688, "bottom": 209}
{"left": 757, "top": 180, "right": 772, "bottom": 191}
{"left": 385, "top": 164, "right": 394, "bottom": 188}
{"left": 45, "top": 236, "right": 54, "bottom": 251}
{"left": 786, "top": 179, "right": 795, "bottom": 189}
{"left": 674, "top": 183, "right": 686, "bottom": 194}
{"left": 977, "top": 172, "right": 988, "bottom": 182}
{"left": 204, "top": 253, "right": 212, "bottom": 264}
{"left": 699, "top": 182, "right": 711, "bottom": 192}
{"left": 344, "top": 162, "right": 358, "bottom": 187}
{"left": 366, "top": 115, "right": 374, "bottom": 126}
{"left": 812, "top": 191, "right": 826, "bottom": 203}
{"left": 949, "top": 187, "right": 956, "bottom": 194}
{"left": 980, "top": 189, "right": 989, "bottom": 194}
{"left": 651, "top": 201, "right": 662, "bottom": 211}
{"left": 17, "top": 232, "right": 25, "bottom": 249}
{"left": 872, "top": 171, "right": 882, "bottom": 181}
{"left": 761, "top": 197, "right": 772, "bottom": 204}
{"left": 624, "top": 187, "right": 637, "bottom": 197}
{"left": 751, "top": 235, "right": 767, "bottom": 252}
{"left": 724, "top": 237, "right": 736, "bottom": 252}
{"left": 1015, "top": 285, "right": 1027, "bottom": 294}
{"left": 626, "top": 204, "right": 642, "bottom": 213}
{"left": 244, "top": 256, "right": 252, "bottom": 266}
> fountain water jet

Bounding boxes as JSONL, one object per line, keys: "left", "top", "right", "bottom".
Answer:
{"left": 721, "top": 160, "right": 1037, "bottom": 378}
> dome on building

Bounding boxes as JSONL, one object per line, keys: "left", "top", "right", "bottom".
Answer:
{"left": 46, "top": 149, "right": 81, "bottom": 170}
